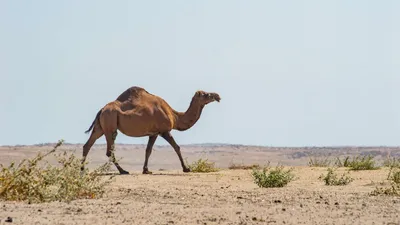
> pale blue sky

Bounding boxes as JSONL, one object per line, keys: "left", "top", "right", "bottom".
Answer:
{"left": 1, "top": 1, "right": 399, "bottom": 146}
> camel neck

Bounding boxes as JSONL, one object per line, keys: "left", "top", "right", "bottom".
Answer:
{"left": 173, "top": 98, "right": 204, "bottom": 131}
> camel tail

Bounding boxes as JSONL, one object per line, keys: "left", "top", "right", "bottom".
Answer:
{"left": 84, "top": 109, "right": 102, "bottom": 134}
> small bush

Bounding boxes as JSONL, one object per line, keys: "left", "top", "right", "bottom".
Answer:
{"left": 251, "top": 164, "right": 295, "bottom": 188}
{"left": 319, "top": 168, "right": 354, "bottom": 186}
{"left": 371, "top": 185, "right": 400, "bottom": 196}
{"left": 370, "top": 169, "right": 400, "bottom": 196}
{"left": 334, "top": 156, "right": 351, "bottom": 167}
{"left": 347, "top": 155, "right": 379, "bottom": 171}
{"left": 0, "top": 140, "right": 114, "bottom": 203}
{"left": 334, "top": 155, "right": 379, "bottom": 170}
{"left": 187, "top": 158, "right": 219, "bottom": 173}
{"left": 392, "top": 170, "right": 400, "bottom": 184}
{"left": 308, "top": 157, "right": 331, "bottom": 167}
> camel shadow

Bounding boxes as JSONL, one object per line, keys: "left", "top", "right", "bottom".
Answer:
{"left": 96, "top": 172, "right": 192, "bottom": 177}
{"left": 97, "top": 172, "right": 131, "bottom": 176}
{"left": 147, "top": 173, "right": 192, "bottom": 177}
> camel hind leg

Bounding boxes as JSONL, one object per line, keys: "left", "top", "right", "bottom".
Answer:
{"left": 81, "top": 123, "right": 104, "bottom": 171}
{"left": 100, "top": 104, "right": 129, "bottom": 174}
{"left": 105, "top": 131, "right": 129, "bottom": 174}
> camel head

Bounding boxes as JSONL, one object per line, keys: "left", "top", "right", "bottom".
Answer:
{"left": 194, "top": 90, "right": 221, "bottom": 105}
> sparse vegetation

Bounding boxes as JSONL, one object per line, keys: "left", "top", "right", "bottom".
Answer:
{"left": 392, "top": 169, "right": 400, "bottom": 184}
{"left": 251, "top": 164, "right": 295, "bottom": 188}
{"left": 334, "top": 155, "right": 379, "bottom": 170}
{"left": 334, "top": 155, "right": 380, "bottom": 170}
{"left": 228, "top": 162, "right": 261, "bottom": 170}
{"left": 308, "top": 157, "right": 331, "bottom": 167}
{"left": 370, "top": 168, "right": 400, "bottom": 196}
{"left": 0, "top": 140, "right": 115, "bottom": 203}
{"left": 187, "top": 158, "right": 219, "bottom": 173}
{"left": 385, "top": 157, "right": 400, "bottom": 180}
{"left": 319, "top": 168, "right": 354, "bottom": 186}
{"left": 334, "top": 156, "right": 351, "bottom": 167}
{"left": 347, "top": 155, "right": 379, "bottom": 171}
{"left": 383, "top": 156, "right": 400, "bottom": 168}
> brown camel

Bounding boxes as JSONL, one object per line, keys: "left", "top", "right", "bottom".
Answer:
{"left": 81, "top": 86, "right": 221, "bottom": 174}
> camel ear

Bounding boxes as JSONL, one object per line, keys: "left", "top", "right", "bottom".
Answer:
{"left": 195, "top": 91, "right": 202, "bottom": 97}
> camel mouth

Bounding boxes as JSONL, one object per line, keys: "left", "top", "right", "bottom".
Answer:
{"left": 199, "top": 92, "right": 220, "bottom": 103}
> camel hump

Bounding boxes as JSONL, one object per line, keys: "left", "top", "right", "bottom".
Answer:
{"left": 116, "top": 86, "right": 148, "bottom": 102}
{"left": 129, "top": 86, "right": 146, "bottom": 93}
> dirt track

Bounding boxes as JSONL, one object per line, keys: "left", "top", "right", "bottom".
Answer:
{"left": 0, "top": 167, "right": 399, "bottom": 225}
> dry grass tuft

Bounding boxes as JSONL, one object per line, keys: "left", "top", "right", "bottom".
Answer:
{"left": 319, "top": 168, "right": 354, "bottom": 186}
{"left": 308, "top": 157, "right": 331, "bottom": 167}
{"left": 187, "top": 158, "right": 219, "bottom": 173}
{"left": 383, "top": 156, "right": 400, "bottom": 169}
{"left": 0, "top": 140, "right": 115, "bottom": 203}
{"left": 251, "top": 164, "right": 295, "bottom": 188}
{"left": 334, "top": 156, "right": 352, "bottom": 167}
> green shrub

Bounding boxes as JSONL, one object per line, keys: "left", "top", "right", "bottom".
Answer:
{"left": 319, "top": 168, "right": 354, "bottom": 186}
{"left": 251, "top": 164, "right": 295, "bottom": 188}
{"left": 308, "top": 157, "right": 331, "bottom": 167}
{"left": 187, "top": 158, "right": 219, "bottom": 173}
{"left": 334, "top": 155, "right": 379, "bottom": 170}
{"left": 347, "top": 155, "right": 379, "bottom": 171}
{"left": 0, "top": 140, "right": 114, "bottom": 203}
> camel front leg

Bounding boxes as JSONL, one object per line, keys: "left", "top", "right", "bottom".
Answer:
{"left": 143, "top": 135, "right": 158, "bottom": 174}
{"left": 161, "top": 132, "right": 190, "bottom": 173}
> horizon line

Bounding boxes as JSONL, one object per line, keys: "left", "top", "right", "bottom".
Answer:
{"left": 2, "top": 142, "right": 400, "bottom": 149}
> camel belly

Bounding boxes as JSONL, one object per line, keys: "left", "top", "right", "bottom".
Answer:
{"left": 116, "top": 112, "right": 172, "bottom": 137}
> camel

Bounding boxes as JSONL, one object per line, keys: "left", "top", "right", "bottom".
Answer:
{"left": 81, "top": 86, "right": 221, "bottom": 174}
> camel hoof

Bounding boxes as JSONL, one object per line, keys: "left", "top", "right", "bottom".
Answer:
{"left": 142, "top": 170, "right": 153, "bottom": 175}
{"left": 119, "top": 170, "right": 129, "bottom": 175}
{"left": 183, "top": 167, "right": 191, "bottom": 173}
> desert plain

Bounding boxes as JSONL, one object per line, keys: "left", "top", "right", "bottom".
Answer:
{"left": 0, "top": 143, "right": 399, "bottom": 225}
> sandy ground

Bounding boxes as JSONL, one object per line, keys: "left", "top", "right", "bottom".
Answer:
{"left": 0, "top": 144, "right": 400, "bottom": 225}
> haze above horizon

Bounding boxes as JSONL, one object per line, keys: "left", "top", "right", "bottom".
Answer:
{"left": 1, "top": 1, "right": 399, "bottom": 147}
